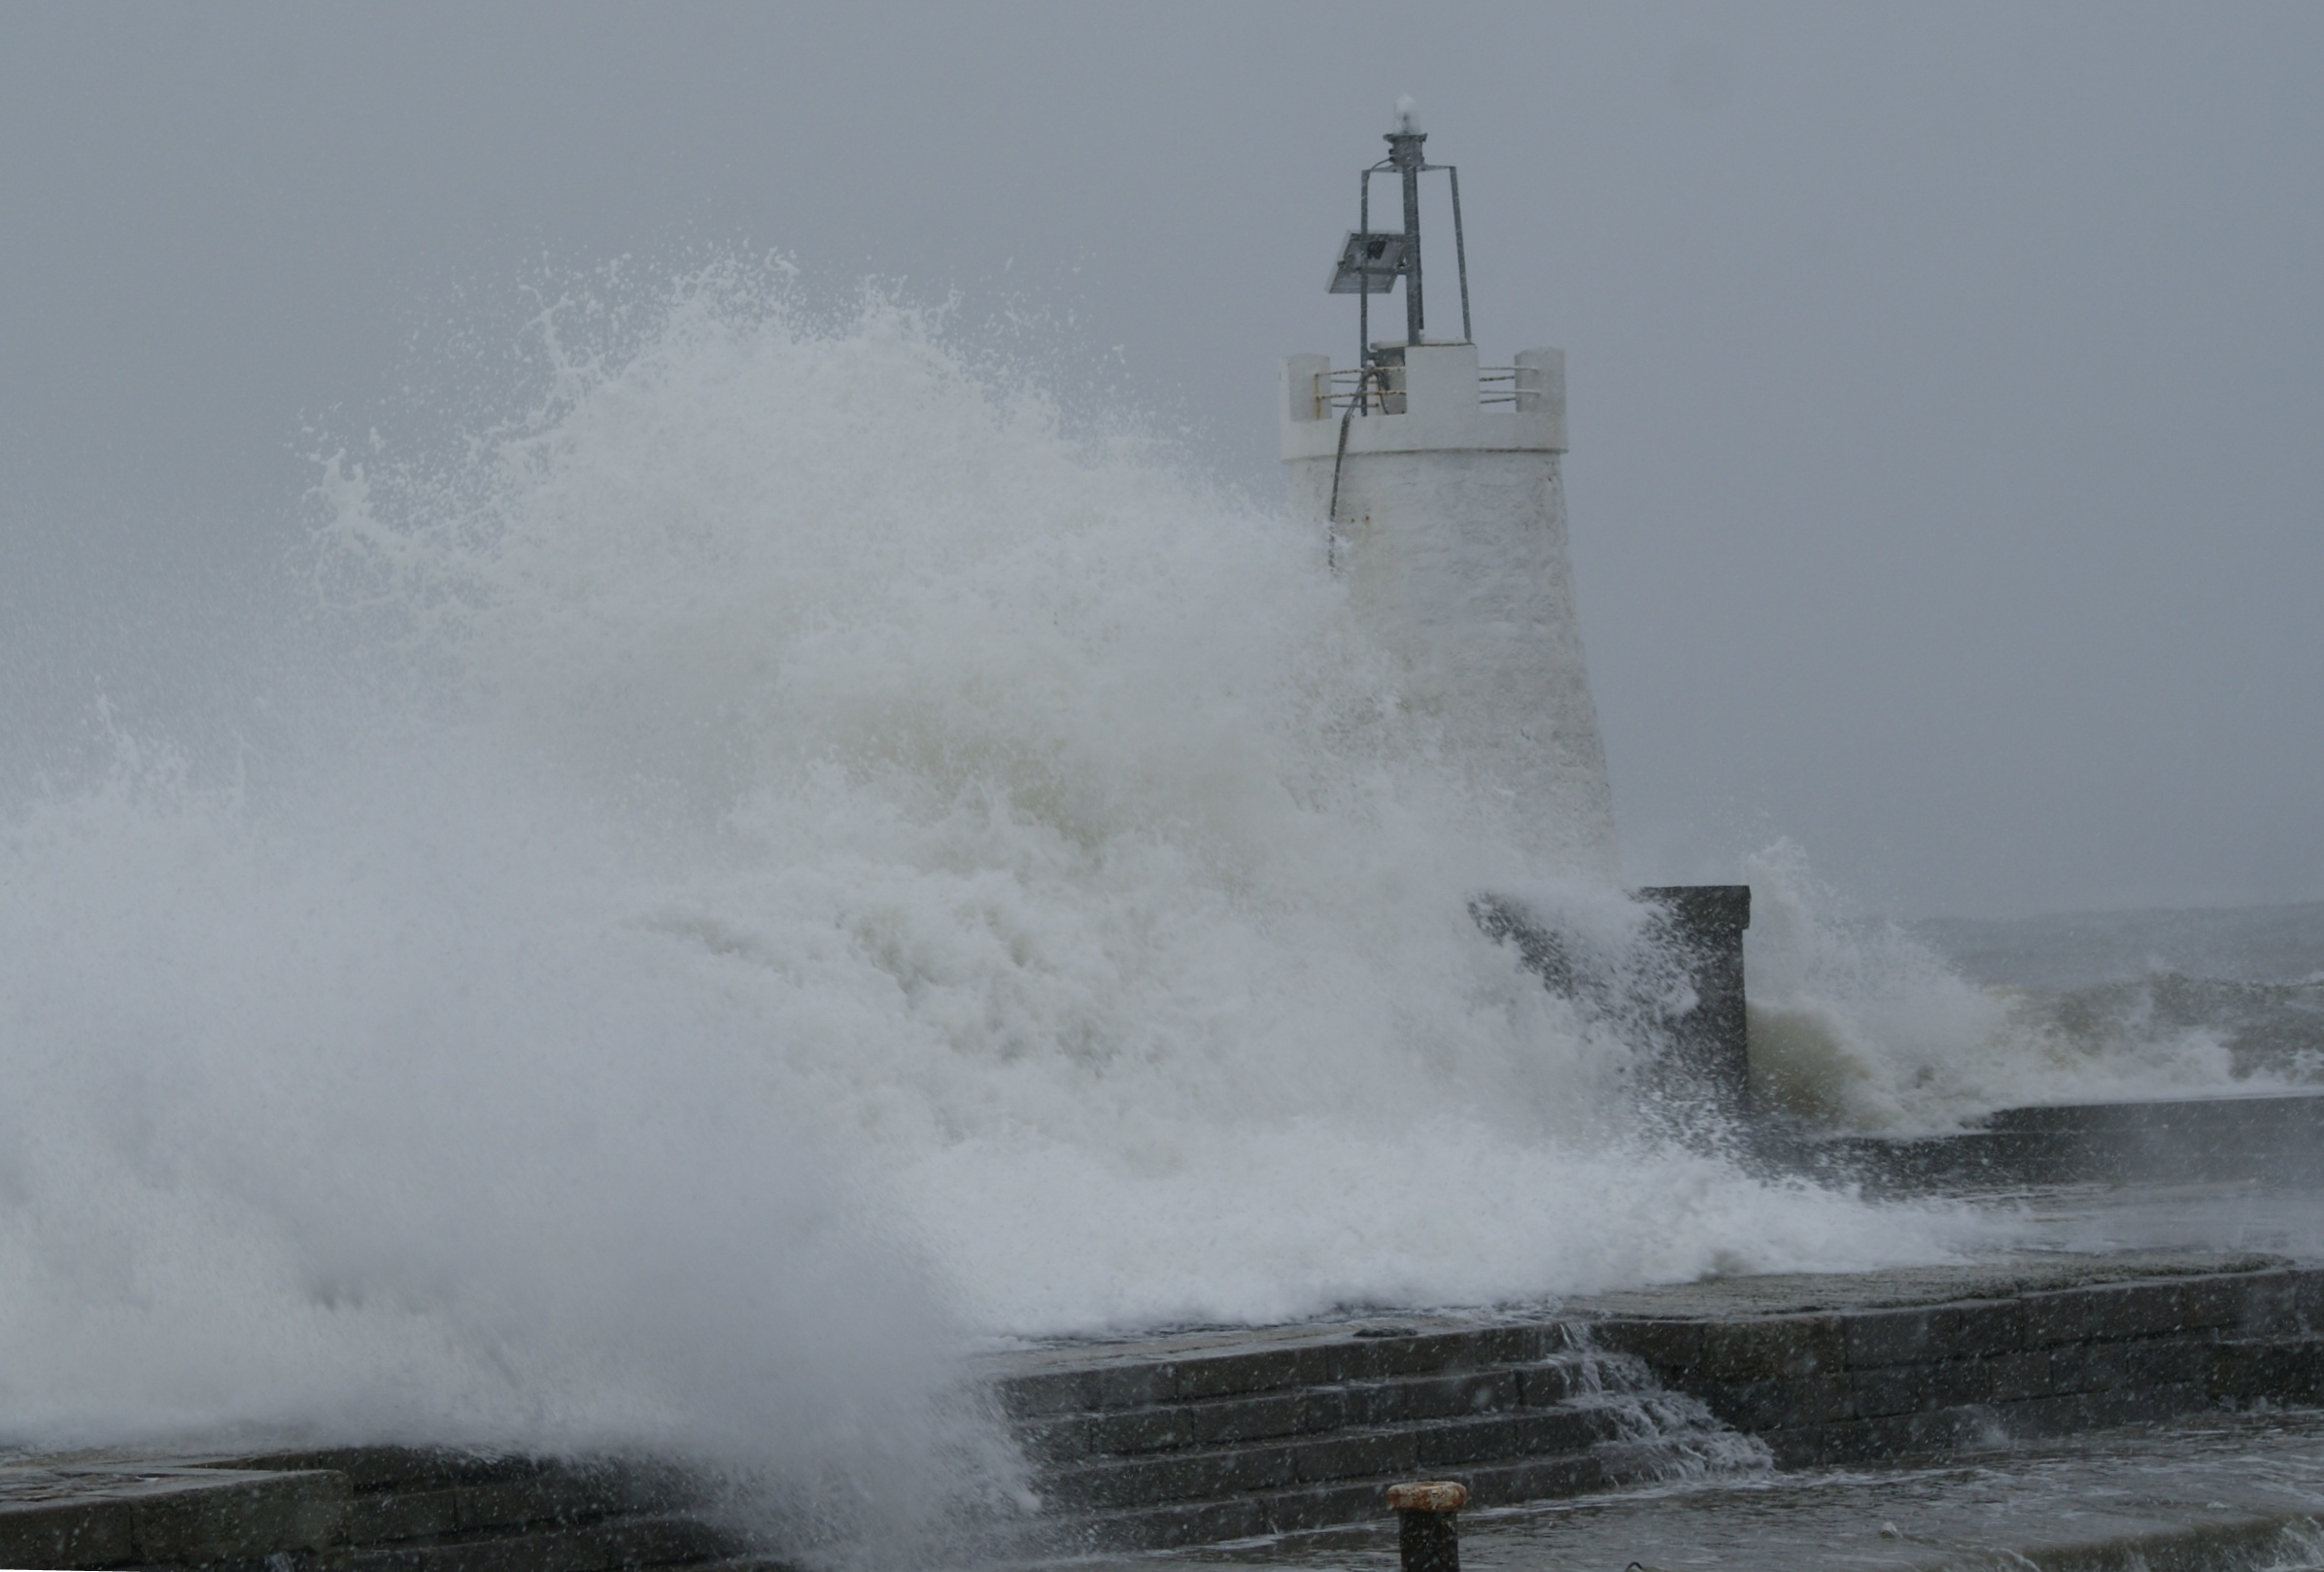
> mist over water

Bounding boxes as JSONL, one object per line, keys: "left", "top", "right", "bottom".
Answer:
{"left": 0, "top": 265, "right": 2303, "bottom": 1554}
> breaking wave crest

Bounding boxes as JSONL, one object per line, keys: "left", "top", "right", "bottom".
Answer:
{"left": 1742, "top": 843, "right": 2318, "bottom": 1133}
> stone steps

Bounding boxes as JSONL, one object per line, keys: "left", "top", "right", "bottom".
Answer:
{"left": 991, "top": 1252, "right": 2324, "bottom": 1551}
{"left": 1016, "top": 1352, "right": 1616, "bottom": 1462}
{"left": 992, "top": 1328, "right": 1753, "bottom": 1552}
{"left": 1042, "top": 1405, "right": 1630, "bottom": 1512}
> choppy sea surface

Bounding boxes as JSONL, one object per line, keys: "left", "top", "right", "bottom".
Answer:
{"left": 1915, "top": 904, "right": 2324, "bottom": 1094}
{"left": 1743, "top": 886, "right": 2321, "bottom": 1134}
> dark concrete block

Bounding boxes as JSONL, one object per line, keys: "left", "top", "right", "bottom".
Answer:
{"left": 2047, "top": 1336, "right": 2208, "bottom": 1395}
{"left": 1982, "top": 1348, "right": 2055, "bottom": 1403}
{"left": 1516, "top": 1358, "right": 1587, "bottom": 1406}
{"left": 1341, "top": 1378, "right": 1411, "bottom": 1428}
{"left": 1090, "top": 1361, "right": 1179, "bottom": 1409}
{"left": 1589, "top": 1318, "right": 1703, "bottom": 1375}
{"left": 1000, "top": 1369, "right": 1099, "bottom": 1418}
{"left": 1289, "top": 1428, "right": 1418, "bottom": 1486}
{"left": 1035, "top": 1410, "right": 1140, "bottom": 1462}
{"left": 1692, "top": 1316, "right": 1846, "bottom": 1383}
{"left": 2208, "top": 1341, "right": 2324, "bottom": 1404}
{"left": 1932, "top": 1301, "right": 2031, "bottom": 1361}
{"left": 1181, "top": 1391, "right": 1307, "bottom": 1448}
{"left": 1053, "top": 1443, "right": 1296, "bottom": 1513}
{"left": 1698, "top": 1373, "right": 1855, "bottom": 1430}
{"left": 997, "top": 1362, "right": 1161, "bottom": 1417}
{"left": 1919, "top": 1359, "right": 1995, "bottom": 1412}
{"left": 2296, "top": 1269, "right": 2324, "bottom": 1328}
{"left": 1847, "top": 1300, "right": 2026, "bottom": 1368}
{"left": 2237, "top": 1271, "right": 2310, "bottom": 1339}
{"left": 1313, "top": 1341, "right": 1378, "bottom": 1384}
{"left": 445, "top": 1474, "right": 596, "bottom": 1536}
{"left": 2022, "top": 1281, "right": 2195, "bottom": 1346}
{"left": 1341, "top": 1326, "right": 1528, "bottom": 1382}
{"left": 1170, "top": 1347, "right": 1311, "bottom": 1402}
{"left": 2173, "top": 1273, "right": 2259, "bottom": 1333}
{"left": 1396, "top": 1370, "right": 1519, "bottom": 1422}
{"left": 0, "top": 1502, "right": 139, "bottom": 1569}
{"left": 1413, "top": 1420, "right": 1512, "bottom": 1469}
{"left": 1512, "top": 1407, "right": 1623, "bottom": 1453}
{"left": 134, "top": 1476, "right": 351, "bottom": 1567}
{"left": 1840, "top": 1307, "right": 1934, "bottom": 1369}
{"left": 0, "top": 1469, "right": 353, "bottom": 1572}
{"left": 1029, "top": 1410, "right": 1128, "bottom": 1460}
{"left": 1850, "top": 1357, "right": 1979, "bottom": 1414}
{"left": 1403, "top": 1325, "right": 1547, "bottom": 1370}
{"left": 1295, "top": 1386, "right": 1355, "bottom": 1436}
{"left": 352, "top": 1488, "right": 462, "bottom": 1545}
{"left": 1407, "top": 1408, "right": 1597, "bottom": 1467}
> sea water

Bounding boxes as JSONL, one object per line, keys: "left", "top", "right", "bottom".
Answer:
{"left": 0, "top": 265, "right": 2313, "bottom": 1556}
{"left": 1744, "top": 849, "right": 2321, "bottom": 1132}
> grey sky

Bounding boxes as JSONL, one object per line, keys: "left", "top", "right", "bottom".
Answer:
{"left": 3, "top": 2, "right": 2318, "bottom": 918}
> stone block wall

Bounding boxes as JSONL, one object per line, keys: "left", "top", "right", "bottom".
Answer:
{"left": 1589, "top": 1265, "right": 2324, "bottom": 1468}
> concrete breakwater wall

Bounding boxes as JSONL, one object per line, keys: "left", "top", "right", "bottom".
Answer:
{"left": 1779, "top": 1093, "right": 2324, "bottom": 1193}
{"left": 6, "top": 1251, "right": 2321, "bottom": 1568}
{"left": 1577, "top": 1252, "right": 2324, "bottom": 1469}
{"left": 0, "top": 1449, "right": 732, "bottom": 1572}
{"left": 996, "top": 1250, "right": 2324, "bottom": 1552}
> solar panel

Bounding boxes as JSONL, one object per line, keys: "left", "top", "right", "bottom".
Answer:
{"left": 1329, "top": 230, "right": 1408, "bottom": 294}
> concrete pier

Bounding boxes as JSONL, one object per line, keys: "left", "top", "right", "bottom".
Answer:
{"left": 1766, "top": 1092, "right": 2324, "bottom": 1193}
{"left": 0, "top": 1448, "right": 728, "bottom": 1572}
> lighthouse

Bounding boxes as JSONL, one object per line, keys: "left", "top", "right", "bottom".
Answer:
{"left": 1282, "top": 102, "right": 1619, "bottom": 880}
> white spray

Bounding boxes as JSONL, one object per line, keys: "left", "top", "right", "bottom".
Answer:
{"left": 1, "top": 268, "right": 1999, "bottom": 1555}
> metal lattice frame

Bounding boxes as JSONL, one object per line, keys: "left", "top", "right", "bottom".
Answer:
{"left": 1350, "top": 125, "right": 1473, "bottom": 386}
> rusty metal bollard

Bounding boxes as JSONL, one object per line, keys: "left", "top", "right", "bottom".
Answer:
{"left": 1386, "top": 1480, "right": 1468, "bottom": 1572}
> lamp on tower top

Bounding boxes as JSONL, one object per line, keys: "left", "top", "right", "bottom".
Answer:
{"left": 1325, "top": 96, "right": 1472, "bottom": 364}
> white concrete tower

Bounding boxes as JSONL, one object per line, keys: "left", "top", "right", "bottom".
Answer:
{"left": 1283, "top": 105, "right": 1618, "bottom": 878}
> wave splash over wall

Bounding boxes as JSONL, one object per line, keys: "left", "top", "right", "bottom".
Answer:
{"left": 3, "top": 268, "right": 1977, "bottom": 1550}
{"left": 1744, "top": 844, "right": 2319, "bottom": 1133}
